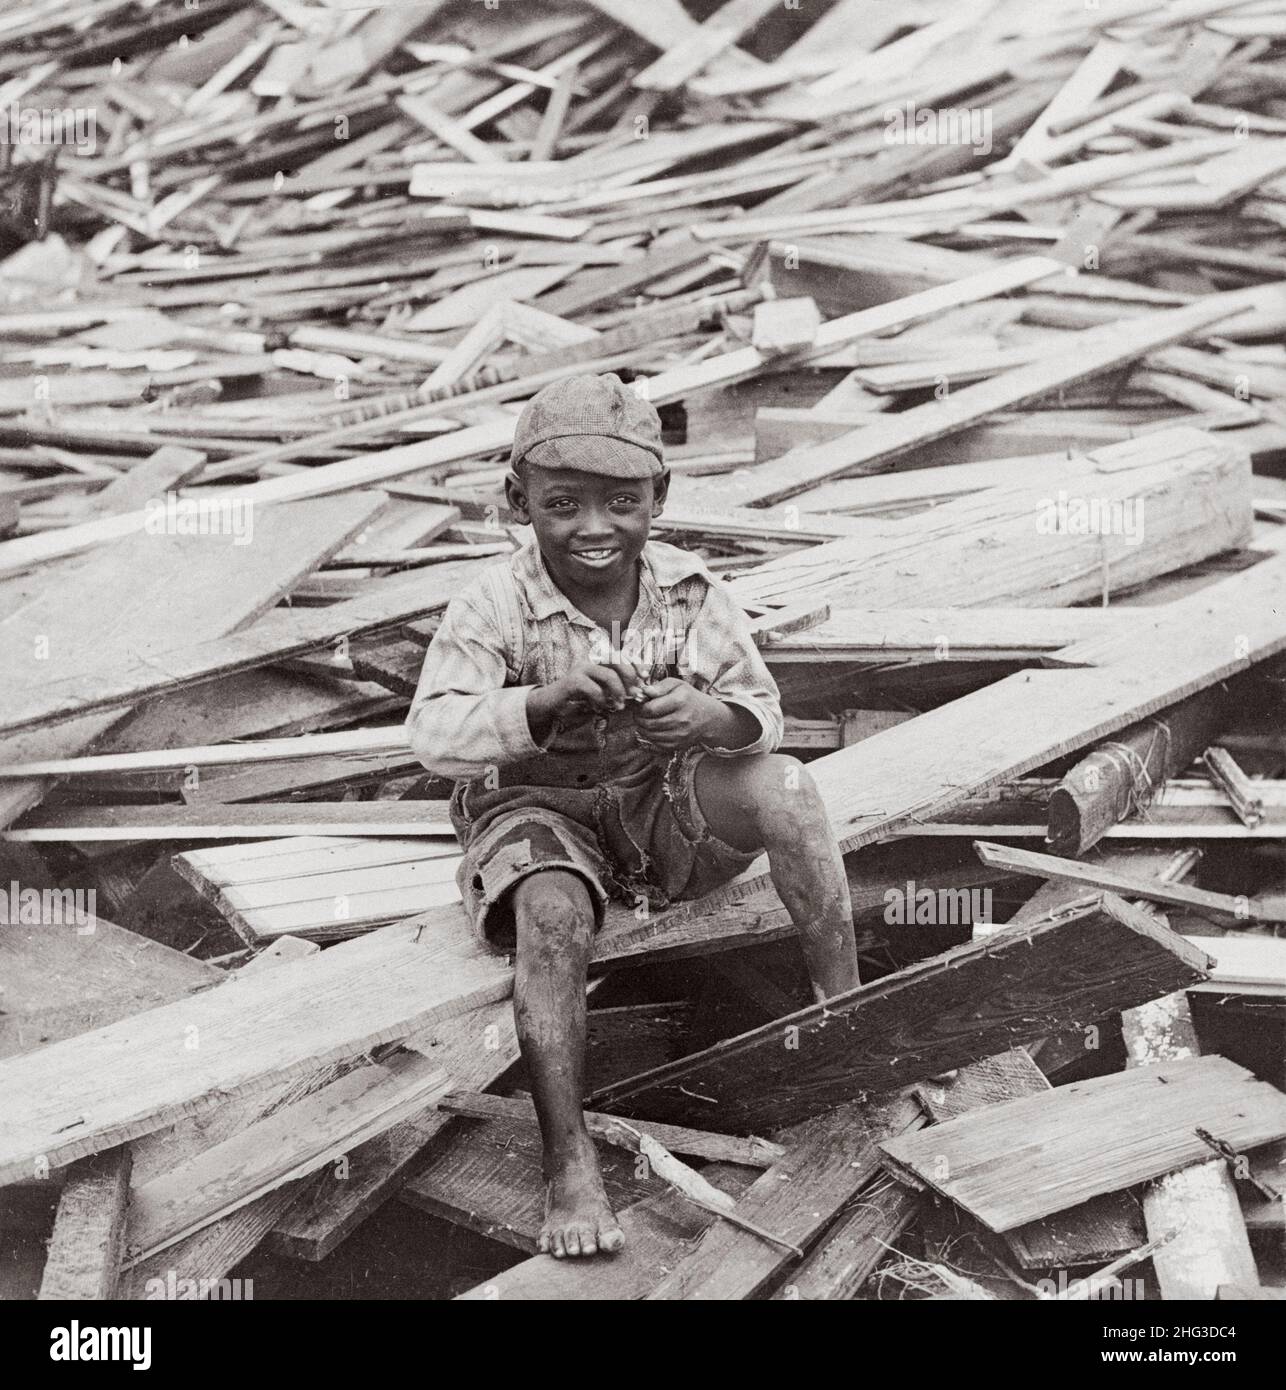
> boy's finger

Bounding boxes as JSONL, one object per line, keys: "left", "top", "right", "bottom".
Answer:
{"left": 603, "top": 659, "right": 644, "bottom": 697}
{"left": 585, "top": 667, "right": 628, "bottom": 706}
{"left": 639, "top": 690, "right": 684, "bottom": 716}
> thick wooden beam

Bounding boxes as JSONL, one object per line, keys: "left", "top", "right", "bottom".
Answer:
{"left": 730, "top": 428, "right": 1252, "bottom": 609}
{"left": 37, "top": 1150, "right": 131, "bottom": 1301}
{"left": 1047, "top": 689, "right": 1228, "bottom": 853}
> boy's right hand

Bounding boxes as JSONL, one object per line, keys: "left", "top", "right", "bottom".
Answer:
{"left": 527, "top": 659, "right": 643, "bottom": 740}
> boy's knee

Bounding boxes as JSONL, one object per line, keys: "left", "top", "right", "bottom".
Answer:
{"left": 748, "top": 755, "right": 827, "bottom": 830}
{"left": 511, "top": 870, "right": 596, "bottom": 939}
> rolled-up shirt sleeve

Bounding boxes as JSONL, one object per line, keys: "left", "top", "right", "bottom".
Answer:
{"left": 684, "top": 579, "right": 783, "bottom": 758}
{"left": 404, "top": 593, "right": 541, "bottom": 778}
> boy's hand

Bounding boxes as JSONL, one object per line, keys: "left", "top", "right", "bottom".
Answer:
{"left": 633, "top": 677, "right": 736, "bottom": 750}
{"left": 527, "top": 659, "right": 643, "bottom": 741}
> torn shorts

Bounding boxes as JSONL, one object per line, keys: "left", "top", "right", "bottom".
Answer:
{"left": 448, "top": 723, "right": 759, "bottom": 951}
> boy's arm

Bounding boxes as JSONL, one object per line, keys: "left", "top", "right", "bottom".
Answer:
{"left": 684, "top": 579, "right": 784, "bottom": 757}
{"left": 404, "top": 593, "right": 545, "bottom": 778}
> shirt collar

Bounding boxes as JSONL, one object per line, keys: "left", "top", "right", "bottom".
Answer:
{"left": 513, "top": 539, "right": 706, "bottom": 624}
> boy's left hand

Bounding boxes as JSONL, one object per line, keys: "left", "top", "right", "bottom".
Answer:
{"left": 632, "top": 677, "right": 725, "bottom": 750}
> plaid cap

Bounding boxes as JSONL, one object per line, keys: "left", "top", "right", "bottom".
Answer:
{"left": 511, "top": 373, "right": 664, "bottom": 479}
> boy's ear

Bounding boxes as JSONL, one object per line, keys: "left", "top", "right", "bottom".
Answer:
{"left": 504, "top": 470, "right": 531, "bottom": 523}
{"left": 651, "top": 468, "right": 670, "bottom": 516}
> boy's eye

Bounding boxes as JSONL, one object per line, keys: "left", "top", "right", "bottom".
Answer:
{"left": 610, "top": 496, "right": 640, "bottom": 508}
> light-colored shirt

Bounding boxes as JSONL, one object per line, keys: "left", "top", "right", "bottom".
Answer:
{"left": 406, "top": 539, "right": 783, "bottom": 779}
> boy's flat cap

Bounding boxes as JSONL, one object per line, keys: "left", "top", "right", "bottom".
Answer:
{"left": 511, "top": 373, "right": 664, "bottom": 478}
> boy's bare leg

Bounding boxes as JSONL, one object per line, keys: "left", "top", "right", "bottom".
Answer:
{"left": 693, "top": 753, "right": 860, "bottom": 1002}
{"left": 510, "top": 868, "right": 624, "bottom": 1258}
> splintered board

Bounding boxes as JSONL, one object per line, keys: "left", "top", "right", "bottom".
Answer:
{"left": 589, "top": 894, "right": 1211, "bottom": 1131}
{"left": 174, "top": 836, "right": 463, "bottom": 943}
{"left": 880, "top": 1055, "right": 1286, "bottom": 1233}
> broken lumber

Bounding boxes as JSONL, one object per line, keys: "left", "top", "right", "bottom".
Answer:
{"left": 589, "top": 893, "right": 1210, "bottom": 1131}
{"left": 880, "top": 1055, "right": 1286, "bottom": 1233}
{"left": 732, "top": 286, "right": 1279, "bottom": 507}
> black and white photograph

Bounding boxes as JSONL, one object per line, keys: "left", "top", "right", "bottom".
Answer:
{"left": 0, "top": 0, "right": 1284, "bottom": 1352}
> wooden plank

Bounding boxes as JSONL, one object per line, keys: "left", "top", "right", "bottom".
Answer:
{"left": 6, "top": 801, "right": 455, "bottom": 842}
{"left": 437, "top": 1090, "right": 783, "bottom": 1168}
{"left": 122, "top": 1051, "right": 455, "bottom": 1265}
{"left": 0, "top": 894, "right": 800, "bottom": 1188}
{"left": 974, "top": 840, "right": 1286, "bottom": 923}
{"left": 915, "top": 1050, "right": 1146, "bottom": 1269}
{"left": 90, "top": 445, "right": 207, "bottom": 515}
{"left": 770, "top": 1177, "right": 920, "bottom": 1301}
{"left": 0, "top": 559, "right": 486, "bottom": 737}
{"left": 0, "top": 915, "right": 221, "bottom": 1060}
{"left": 0, "top": 493, "right": 385, "bottom": 831}
{"left": 37, "top": 1149, "right": 131, "bottom": 1301}
{"left": 644, "top": 1094, "right": 923, "bottom": 1300}
{"left": 589, "top": 894, "right": 1210, "bottom": 1131}
{"left": 762, "top": 607, "right": 1138, "bottom": 663}
{"left": 880, "top": 1056, "right": 1286, "bottom": 1234}
{"left": 732, "top": 288, "right": 1271, "bottom": 506}
{"left": 633, "top": 0, "right": 780, "bottom": 92}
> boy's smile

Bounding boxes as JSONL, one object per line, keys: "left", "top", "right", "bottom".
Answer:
{"left": 506, "top": 464, "right": 669, "bottom": 605}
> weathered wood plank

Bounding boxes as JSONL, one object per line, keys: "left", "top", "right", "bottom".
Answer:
{"left": 880, "top": 1056, "right": 1286, "bottom": 1233}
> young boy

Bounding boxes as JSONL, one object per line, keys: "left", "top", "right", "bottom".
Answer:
{"left": 406, "top": 373, "right": 860, "bottom": 1260}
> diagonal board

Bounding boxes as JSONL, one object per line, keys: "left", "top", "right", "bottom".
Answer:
{"left": 588, "top": 894, "right": 1210, "bottom": 1131}
{"left": 0, "top": 559, "right": 489, "bottom": 737}
{"left": 643, "top": 1093, "right": 923, "bottom": 1300}
{"left": 731, "top": 285, "right": 1276, "bottom": 507}
{"left": 879, "top": 1055, "right": 1286, "bottom": 1232}
{"left": 0, "top": 492, "right": 385, "bottom": 830}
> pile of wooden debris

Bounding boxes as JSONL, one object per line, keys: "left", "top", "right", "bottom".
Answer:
{"left": 2, "top": 0, "right": 1286, "bottom": 1302}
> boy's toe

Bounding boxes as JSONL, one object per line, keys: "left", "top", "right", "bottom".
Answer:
{"left": 563, "top": 1227, "right": 581, "bottom": 1258}
{"left": 599, "top": 1222, "right": 625, "bottom": 1253}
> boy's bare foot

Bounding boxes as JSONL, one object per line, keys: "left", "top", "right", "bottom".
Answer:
{"left": 539, "top": 1139, "right": 625, "bottom": 1258}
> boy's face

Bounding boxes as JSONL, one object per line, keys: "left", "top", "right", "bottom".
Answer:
{"left": 506, "top": 463, "right": 669, "bottom": 596}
